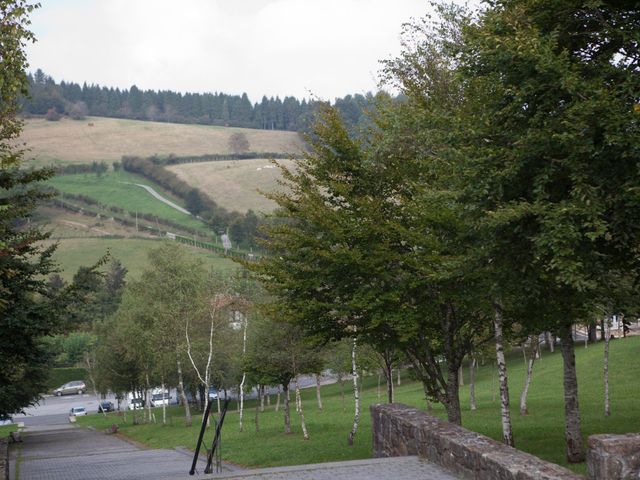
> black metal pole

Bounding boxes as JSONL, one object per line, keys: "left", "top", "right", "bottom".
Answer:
{"left": 189, "top": 399, "right": 212, "bottom": 475}
{"left": 204, "top": 398, "right": 230, "bottom": 474}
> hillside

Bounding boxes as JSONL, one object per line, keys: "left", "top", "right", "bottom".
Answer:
{"left": 19, "top": 116, "right": 305, "bottom": 166}
{"left": 167, "top": 158, "right": 295, "bottom": 213}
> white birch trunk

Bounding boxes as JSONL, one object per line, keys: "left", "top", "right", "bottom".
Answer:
{"left": 176, "top": 358, "right": 192, "bottom": 426}
{"left": 275, "top": 385, "right": 281, "bottom": 412}
{"left": 238, "top": 312, "right": 248, "bottom": 432}
{"left": 161, "top": 379, "right": 166, "bottom": 425}
{"left": 458, "top": 365, "right": 464, "bottom": 386}
{"left": 546, "top": 331, "right": 555, "bottom": 352}
{"left": 315, "top": 374, "right": 323, "bottom": 410}
{"left": 494, "top": 303, "right": 514, "bottom": 446}
{"left": 604, "top": 317, "right": 611, "bottom": 417}
{"left": 519, "top": 335, "right": 539, "bottom": 416}
{"left": 469, "top": 356, "right": 477, "bottom": 411}
{"left": 295, "top": 377, "right": 309, "bottom": 440}
{"left": 397, "top": 368, "right": 401, "bottom": 386}
{"left": 347, "top": 335, "right": 360, "bottom": 446}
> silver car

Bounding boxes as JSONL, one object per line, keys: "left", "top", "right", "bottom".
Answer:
{"left": 53, "top": 380, "right": 86, "bottom": 396}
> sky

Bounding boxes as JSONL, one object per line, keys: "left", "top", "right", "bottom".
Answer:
{"left": 26, "top": 0, "right": 467, "bottom": 102}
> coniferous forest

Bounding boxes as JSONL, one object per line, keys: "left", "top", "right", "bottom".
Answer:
{"left": 21, "top": 69, "right": 380, "bottom": 132}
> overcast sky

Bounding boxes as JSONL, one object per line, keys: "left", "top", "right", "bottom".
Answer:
{"left": 26, "top": 0, "right": 476, "bottom": 103}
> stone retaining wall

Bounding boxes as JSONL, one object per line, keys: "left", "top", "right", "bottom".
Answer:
{"left": 371, "top": 403, "right": 583, "bottom": 480}
{"left": 587, "top": 434, "right": 640, "bottom": 479}
{"left": 0, "top": 438, "right": 8, "bottom": 480}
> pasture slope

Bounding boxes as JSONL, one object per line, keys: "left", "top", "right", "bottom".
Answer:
{"left": 25, "top": 116, "right": 300, "bottom": 279}
{"left": 19, "top": 116, "right": 305, "bottom": 166}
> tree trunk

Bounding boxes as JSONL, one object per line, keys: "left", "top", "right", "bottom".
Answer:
{"left": 383, "top": 357, "right": 394, "bottom": 403}
{"left": 217, "top": 394, "right": 221, "bottom": 414}
{"left": 493, "top": 303, "right": 514, "bottom": 447}
{"left": 469, "top": 356, "right": 477, "bottom": 411}
{"left": 295, "top": 377, "right": 309, "bottom": 440}
{"left": 445, "top": 361, "right": 462, "bottom": 425}
{"left": 283, "top": 383, "right": 291, "bottom": 434}
{"left": 397, "top": 368, "right": 401, "bottom": 386}
{"left": 604, "top": 317, "right": 611, "bottom": 417}
{"left": 559, "top": 323, "right": 586, "bottom": 463}
{"left": 260, "top": 385, "right": 265, "bottom": 412}
{"left": 239, "top": 376, "right": 246, "bottom": 432}
{"left": 315, "top": 374, "right": 323, "bottom": 411}
{"left": 161, "top": 379, "right": 167, "bottom": 425}
{"left": 458, "top": 365, "right": 464, "bottom": 386}
{"left": 545, "top": 331, "right": 555, "bottom": 352}
{"left": 588, "top": 323, "right": 597, "bottom": 343}
{"left": 347, "top": 336, "right": 360, "bottom": 446}
{"left": 519, "top": 335, "right": 539, "bottom": 416}
{"left": 255, "top": 384, "right": 261, "bottom": 432}
{"left": 275, "top": 385, "right": 280, "bottom": 412}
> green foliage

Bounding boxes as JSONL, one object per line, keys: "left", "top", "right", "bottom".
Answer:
{"left": 0, "top": 0, "right": 66, "bottom": 416}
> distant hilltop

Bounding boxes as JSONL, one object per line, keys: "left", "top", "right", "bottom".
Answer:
{"left": 21, "top": 69, "right": 391, "bottom": 133}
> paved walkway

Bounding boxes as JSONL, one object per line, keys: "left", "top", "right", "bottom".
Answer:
{"left": 189, "top": 457, "right": 458, "bottom": 480}
{"left": 9, "top": 423, "right": 458, "bottom": 480}
{"left": 9, "top": 424, "right": 236, "bottom": 480}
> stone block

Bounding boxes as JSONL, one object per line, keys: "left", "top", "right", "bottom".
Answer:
{"left": 587, "top": 434, "right": 640, "bottom": 480}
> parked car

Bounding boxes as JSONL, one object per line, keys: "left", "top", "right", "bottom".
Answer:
{"left": 128, "top": 398, "right": 144, "bottom": 410}
{"left": 150, "top": 392, "right": 170, "bottom": 407}
{"left": 98, "top": 401, "right": 114, "bottom": 413}
{"left": 54, "top": 381, "right": 86, "bottom": 396}
{"left": 69, "top": 406, "right": 86, "bottom": 416}
{"left": 208, "top": 387, "right": 219, "bottom": 400}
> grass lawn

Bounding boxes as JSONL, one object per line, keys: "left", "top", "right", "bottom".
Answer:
{"left": 48, "top": 171, "right": 208, "bottom": 233}
{"left": 78, "top": 335, "right": 640, "bottom": 473}
{"left": 48, "top": 237, "right": 238, "bottom": 281}
{"left": 18, "top": 116, "right": 304, "bottom": 166}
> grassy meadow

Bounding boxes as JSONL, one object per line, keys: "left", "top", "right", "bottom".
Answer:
{"left": 19, "top": 116, "right": 305, "bottom": 166}
{"left": 47, "top": 237, "right": 237, "bottom": 281}
{"left": 48, "top": 170, "right": 208, "bottom": 233}
{"left": 78, "top": 335, "right": 640, "bottom": 473}
{"left": 167, "top": 158, "right": 295, "bottom": 214}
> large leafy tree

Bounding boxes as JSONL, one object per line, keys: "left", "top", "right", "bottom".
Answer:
{"left": 451, "top": 0, "right": 640, "bottom": 462}
{"left": 0, "top": 1, "right": 65, "bottom": 416}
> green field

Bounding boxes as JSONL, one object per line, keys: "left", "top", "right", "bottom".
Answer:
{"left": 19, "top": 116, "right": 304, "bottom": 166}
{"left": 78, "top": 335, "right": 640, "bottom": 473}
{"left": 48, "top": 237, "right": 237, "bottom": 281}
{"left": 48, "top": 171, "right": 209, "bottom": 233}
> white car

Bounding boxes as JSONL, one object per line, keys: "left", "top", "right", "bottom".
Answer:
{"left": 128, "top": 398, "right": 144, "bottom": 410}
{"left": 69, "top": 406, "right": 87, "bottom": 416}
{"left": 151, "top": 392, "right": 170, "bottom": 407}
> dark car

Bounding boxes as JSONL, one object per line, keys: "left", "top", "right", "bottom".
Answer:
{"left": 98, "top": 401, "right": 114, "bottom": 413}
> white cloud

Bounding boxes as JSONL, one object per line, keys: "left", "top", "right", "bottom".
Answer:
{"left": 26, "top": 0, "right": 471, "bottom": 102}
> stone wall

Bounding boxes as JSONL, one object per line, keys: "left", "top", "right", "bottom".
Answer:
{"left": 0, "top": 438, "right": 7, "bottom": 480}
{"left": 371, "top": 403, "right": 584, "bottom": 480}
{"left": 587, "top": 434, "right": 640, "bottom": 480}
